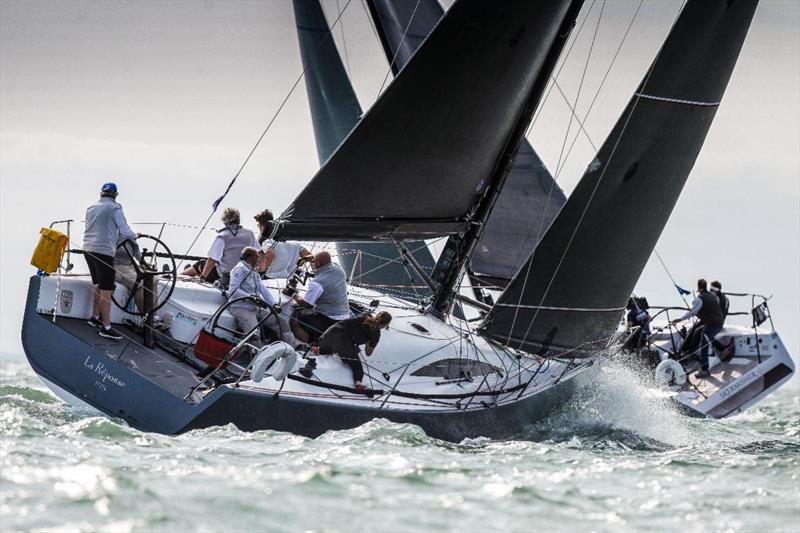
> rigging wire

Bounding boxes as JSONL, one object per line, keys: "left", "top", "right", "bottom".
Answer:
{"left": 653, "top": 249, "right": 692, "bottom": 309}
{"left": 499, "top": 0, "right": 644, "bottom": 335}
{"left": 504, "top": 0, "right": 607, "bottom": 347}
{"left": 375, "top": 0, "right": 422, "bottom": 97}
{"left": 553, "top": 1, "right": 606, "bottom": 181}
{"left": 552, "top": 0, "right": 645, "bottom": 181}
{"left": 179, "top": 0, "right": 355, "bottom": 264}
{"left": 498, "top": 0, "right": 601, "bottom": 281}
{"left": 502, "top": 0, "right": 643, "bottom": 283}
{"left": 529, "top": 0, "right": 598, "bottom": 130}
{"left": 336, "top": 0, "right": 353, "bottom": 79}
{"left": 511, "top": 0, "right": 689, "bottom": 353}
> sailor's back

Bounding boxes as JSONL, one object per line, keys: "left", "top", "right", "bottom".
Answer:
{"left": 84, "top": 197, "right": 124, "bottom": 256}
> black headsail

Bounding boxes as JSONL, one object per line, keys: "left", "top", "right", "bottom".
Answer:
{"left": 276, "top": 0, "right": 582, "bottom": 245}
{"left": 292, "top": 0, "right": 437, "bottom": 303}
{"left": 480, "top": 0, "right": 759, "bottom": 356}
{"left": 365, "top": 0, "right": 567, "bottom": 288}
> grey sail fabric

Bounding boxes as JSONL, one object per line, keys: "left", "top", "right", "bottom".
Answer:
{"left": 366, "top": 0, "right": 567, "bottom": 286}
{"left": 277, "top": 0, "right": 577, "bottom": 242}
{"left": 480, "top": 0, "right": 759, "bottom": 356}
{"left": 292, "top": 0, "right": 361, "bottom": 165}
{"left": 365, "top": 0, "right": 447, "bottom": 76}
{"left": 470, "top": 142, "right": 565, "bottom": 286}
{"left": 292, "top": 0, "right": 437, "bottom": 304}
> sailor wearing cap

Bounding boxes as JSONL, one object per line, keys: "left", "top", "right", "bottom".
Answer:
{"left": 83, "top": 182, "right": 138, "bottom": 340}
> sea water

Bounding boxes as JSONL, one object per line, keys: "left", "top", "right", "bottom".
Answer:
{"left": 1, "top": 353, "right": 798, "bottom": 532}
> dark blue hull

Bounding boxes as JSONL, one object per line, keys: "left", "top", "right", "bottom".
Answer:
{"left": 22, "top": 276, "right": 594, "bottom": 441}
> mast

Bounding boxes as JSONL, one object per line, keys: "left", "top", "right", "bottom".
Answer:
{"left": 428, "top": 0, "right": 585, "bottom": 317}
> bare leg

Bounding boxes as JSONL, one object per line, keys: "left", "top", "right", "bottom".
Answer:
{"left": 291, "top": 318, "right": 310, "bottom": 343}
{"left": 99, "top": 289, "right": 113, "bottom": 328}
{"left": 264, "top": 314, "right": 297, "bottom": 347}
{"left": 92, "top": 285, "right": 101, "bottom": 318}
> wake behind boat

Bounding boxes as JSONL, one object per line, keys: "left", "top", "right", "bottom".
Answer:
{"left": 21, "top": 0, "right": 779, "bottom": 440}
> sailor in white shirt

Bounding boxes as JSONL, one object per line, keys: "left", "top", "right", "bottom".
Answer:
{"left": 253, "top": 209, "right": 313, "bottom": 279}
{"left": 260, "top": 239, "right": 313, "bottom": 279}
{"left": 227, "top": 247, "right": 296, "bottom": 349}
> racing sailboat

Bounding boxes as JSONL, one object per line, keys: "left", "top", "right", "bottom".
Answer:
{"left": 21, "top": 0, "right": 768, "bottom": 440}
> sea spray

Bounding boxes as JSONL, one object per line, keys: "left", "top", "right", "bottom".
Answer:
{"left": 2, "top": 358, "right": 798, "bottom": 532}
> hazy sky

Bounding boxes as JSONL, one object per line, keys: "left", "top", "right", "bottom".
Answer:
{"left": 1, "top": 0, "right": 798, "bottom": 357}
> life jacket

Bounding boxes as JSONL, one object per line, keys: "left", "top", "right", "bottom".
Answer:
{"left": 216, "top": 225, "right": 257, "bottom": 274}
{"left": 312, "top": 262, "right": 350, "bottom": 319}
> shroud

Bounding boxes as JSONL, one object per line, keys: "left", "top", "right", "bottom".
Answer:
{"left": 365, "top": 0, "right": 567, "bottom": 287}
{"left": 480, "top": 0, "right": 760, "bottom": 356}
{"left": 277, "top": 0, "right": 578, "bottom": 242}
{"left": 292, "top": 0, "right": 436, "bottom": 303}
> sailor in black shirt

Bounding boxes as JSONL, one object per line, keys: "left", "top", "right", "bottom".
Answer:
{"left": 317, "top": 311, "right": 392, "bottom": 391}
{"left": 710, "top": 280, "right": 730, "bottom": 324}
{"left": 671, "top": 279, "right": 724, "bottom": 377}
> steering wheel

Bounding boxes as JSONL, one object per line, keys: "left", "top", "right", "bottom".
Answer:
{"left": 111, "top": 234, "right": 178, "bottom": 316}
{"left": 206, "top": 296, "right": 281, "bottom": 343}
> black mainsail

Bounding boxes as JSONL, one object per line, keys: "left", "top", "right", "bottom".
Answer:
{"left": 292, "top": 0, "right": 436, "bottom": 303}
{"left": 480, "top": 0, "right": 759, "bottom": 356}
{"left": 277, "top": 0, "right": 580, "bottom": 243}
{"left": 365, "top": 0, "right": 567, "bottom": 287}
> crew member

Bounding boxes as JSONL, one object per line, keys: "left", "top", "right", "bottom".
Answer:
{"left": 115, "top": 237, "right": 147, "bottom": 314}
{"left": 254, "top": 209, "right": 313, "bottom": 278}
{"left": 671, "top": 278, "right": 724, "bottom": 377}
{"left": 83, "top": 182, "right": 138, "bottom": 341}
{"left": 183, "top": 207, "right": 258, "bottom": 288}
{"left": 318, "top": 311, "right": 392, "bottom": 391}
{"left": 624, "top": 297, "right": 650, "bottom": 352}
{"left": 291, "top": 251, "right": 350, "bottom": 343}
{"left": 710, "top": 280, "right": 730, "bottom": 324}
{"left": 228, "top": 247, "right": 297, "bottom": 349}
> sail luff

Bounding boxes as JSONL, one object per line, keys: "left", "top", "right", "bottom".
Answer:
{"left": 292, "top": 0, "right": 438, "bottom": 303}
{"left": 428, "top": 0, "right": 586, "bottom": 316}
{"left": 480, "top": 0, "right": 760, "bottom": 357}
{"left": 277, "top": 0, "right": 583, "bottom": 243}
{"left": 364, "top": 0, "right": 567, "bottom": 288}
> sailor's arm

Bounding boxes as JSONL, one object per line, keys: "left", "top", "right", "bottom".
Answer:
{"left": 257, "top": 279, "right": 276, "bottom": 307}
{"left": 672, "top": 297, "right": 702, "bottom": 323}
{"left": 113, "top": 207, "right": 138, "bottom": 241}
{"left": 293, "top": 281, "right": 323, "bottom": 307}
{"left": 201, "top": 237, "right": 224, "bottom": 280}
{"left": 364, "top": 329, "right": 381, "bottom": 356}
{"left": 259, "top": 247, "right": 276, "bottom": 271}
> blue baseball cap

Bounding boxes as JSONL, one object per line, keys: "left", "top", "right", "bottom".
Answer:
{"left": 101, "top": 182, "right": 118, "bottom": 194}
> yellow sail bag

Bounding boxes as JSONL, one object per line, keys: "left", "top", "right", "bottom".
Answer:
{"left": 31, "top": 227, "right": 69, "bottom": 273}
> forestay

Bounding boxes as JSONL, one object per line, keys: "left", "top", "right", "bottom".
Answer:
{"left": 276, "top": 0, "right": 577, "bottom": 241}
{"left": 365, "top": 0, "right": 567, "bottom": 288}
{"left": 480, "top": 0, "right": 759, "bottom": 356}
{"left": 292, "top": 0, "right": 436, "bottom": 302}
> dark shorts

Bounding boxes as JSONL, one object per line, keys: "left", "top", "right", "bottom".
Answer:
{"left": 293, "top": 309, "right": 337, "bottom": 342}
{"left": 85, "top": 252, "right": 116, "bottom": 290}
{"left": 192, "top": 259, "right": 220, "bottom": 284}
